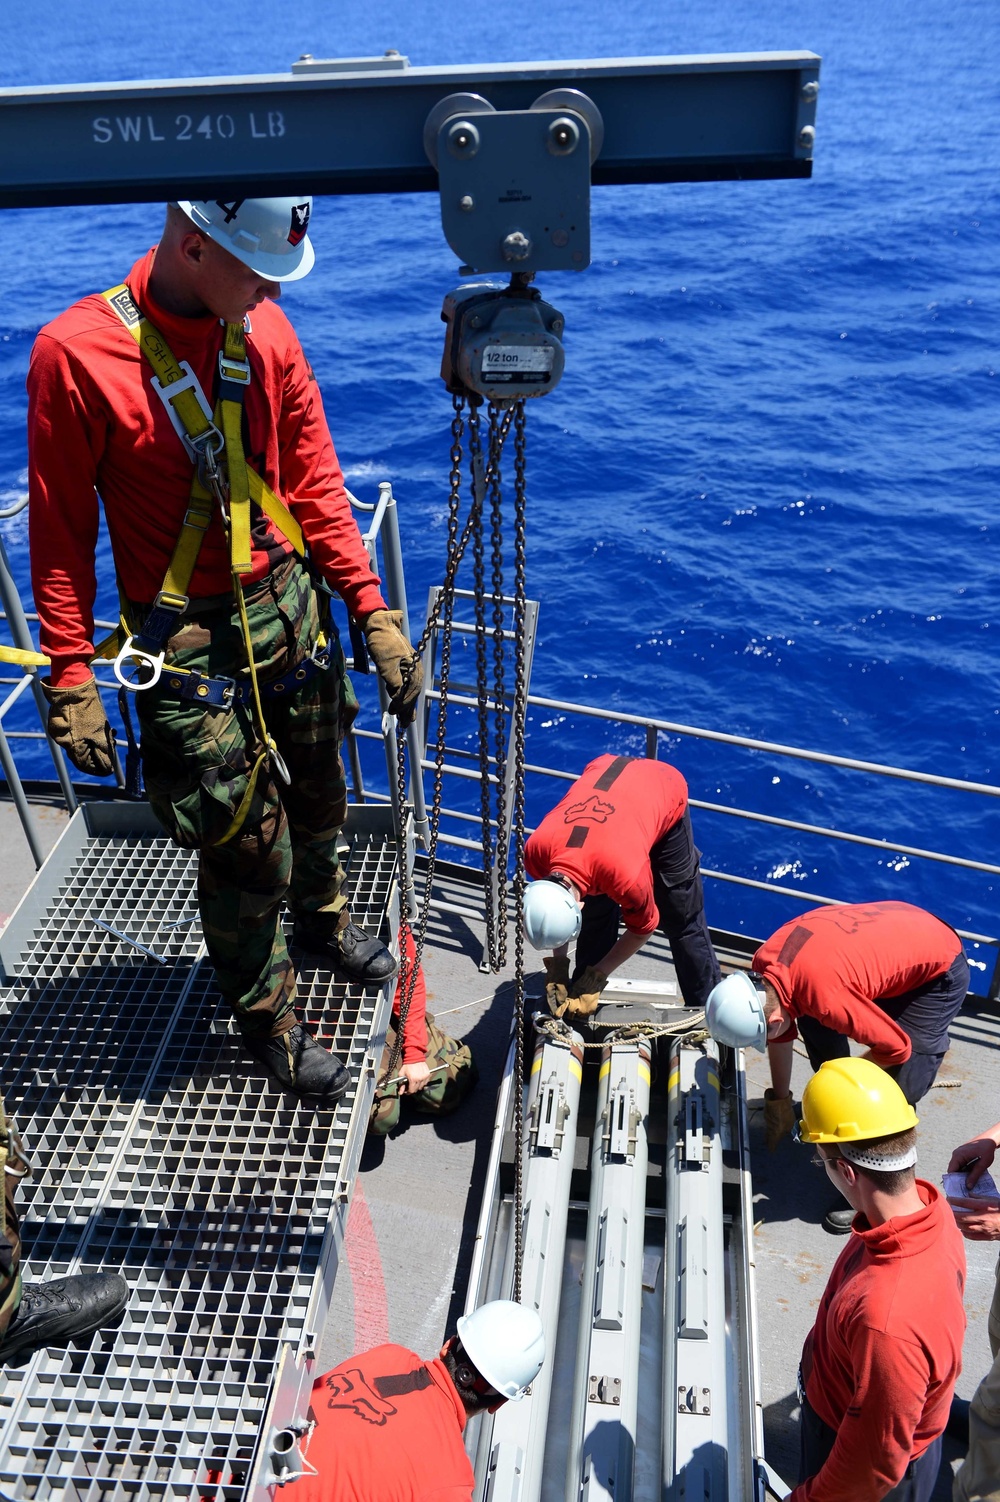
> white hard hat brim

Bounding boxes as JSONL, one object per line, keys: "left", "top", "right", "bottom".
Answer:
{"left": 176, "top": 200, "right": 315, "bottom": 282}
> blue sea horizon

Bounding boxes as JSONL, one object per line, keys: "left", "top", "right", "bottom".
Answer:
{"left": 1, "top": 0, "right": 998, "bottom": 956}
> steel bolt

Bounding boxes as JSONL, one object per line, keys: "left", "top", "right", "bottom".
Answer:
{"left": 459, "top": 195, "right": 475, "bottom": 212}
{"left": 468, "top": 316, "right": 481, "bottom": 329}
{"left": 551, "top": 229, "right": 569, "bottom": 248}
{"left": 547, "top": 115, "right": 581, "bottom": 156}
{"left": 502, "top": 231, "right": 532, "bottom": 262}
{"left": 801, "top": 80, "right": 819, "bottom": 102}
{"left": 447, "top": 119, "right": 480, "bottom": 158}
{"left": 798, "top": 125, "right": 816, "bottom": 150}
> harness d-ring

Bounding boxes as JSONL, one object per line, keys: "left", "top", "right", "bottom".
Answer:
{"left": 113, "top": 636, "right": 165, "bottom": 691}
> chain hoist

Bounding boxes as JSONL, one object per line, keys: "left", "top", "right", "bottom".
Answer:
{"left": 380, "top": 272, "right": 566, "bottom": 1307}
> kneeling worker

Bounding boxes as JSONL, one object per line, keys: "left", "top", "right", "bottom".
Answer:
{"left": 705, "top": 900, "right": 968, "bottom": 1229}
{"left": 523, "top": 753, "right": 720, "bottom": 1016}
{"left": 790, "top": 1058, "right": 965, "bottom": 1502}
{"left": 292, "top": 1300, "right": 545, "bottom": 1499}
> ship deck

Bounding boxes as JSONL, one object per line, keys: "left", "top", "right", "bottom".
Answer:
{"left": 0, "top": 792, "right": 996, "bottom": 1500}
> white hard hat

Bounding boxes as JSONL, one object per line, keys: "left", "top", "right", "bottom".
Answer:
{"left": 457, "top": 1300, "right": 545, "bottom": 1402}
{"left": 522, "top": 879, "right": 582, "bottom": 950}
{"left": 705, "top": 971, "right": 768, "bottom": 1052}
{"left": 177, "top": 197, "right": 315, "bottom": 281}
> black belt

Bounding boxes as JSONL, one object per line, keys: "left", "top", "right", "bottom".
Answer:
{"left": 157, "top": 643, "right": 331, "bottom": 708}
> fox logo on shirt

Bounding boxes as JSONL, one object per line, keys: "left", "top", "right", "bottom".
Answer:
{"left": 564, "top": 794, "right": 615, "bottom": 826}
{"left": 321, "top": 1367, "right": 397, "bottom": 1426}
{"left": 288, "top": 202, "right": 311, "bottom": 246}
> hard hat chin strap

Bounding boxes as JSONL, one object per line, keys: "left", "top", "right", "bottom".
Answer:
{"left": 839, "top": 1140, "right": 918, "bottom": 1172}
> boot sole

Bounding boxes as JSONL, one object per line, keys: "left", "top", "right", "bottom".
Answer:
{"left": 0, "top": 1289, "right": 128, "bottom": 1364}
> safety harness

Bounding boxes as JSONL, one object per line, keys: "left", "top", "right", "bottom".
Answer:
{"left": 94, "top": 283, "right": 326, "bottom": 836}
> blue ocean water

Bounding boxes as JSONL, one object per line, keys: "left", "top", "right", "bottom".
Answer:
{"left": 1, "top": 1, "right": 998, "bottom": 951}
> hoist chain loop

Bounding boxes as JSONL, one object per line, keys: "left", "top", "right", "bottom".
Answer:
{"left": 510, "top": 400, "right": 529, "bottom": 1305}
{"left": 468, "top": 404, "right": 500, "bottom": 969}
{"left": 383, "top": 394, "right": 467, "bottom": 1084}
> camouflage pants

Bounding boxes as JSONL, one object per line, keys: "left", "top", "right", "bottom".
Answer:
{"left": 137, "top": 555, "right": 358, "bottom": 1036}
{"left": 0, "top": 1095, "right": 23, "bottom": 1339}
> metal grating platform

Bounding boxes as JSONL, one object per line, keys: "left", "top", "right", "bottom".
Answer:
{"left": 0, "top": 802, "right": 399, "bottom": 1501}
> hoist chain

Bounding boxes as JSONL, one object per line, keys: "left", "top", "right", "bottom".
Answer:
{"left": 380, "top": 390, "right": 531, "bottom": 1312}
{"left": 383, "top": 396, "right": 466, "bottom": 1085}
{"left": 488, "top": 403, "right": 510, "bottom": 972}
{"left": 468, "top": 405, "right": 500, "bottom": 968}
{"left": 509, "top": 402, "right": 529, "bottom": 1305}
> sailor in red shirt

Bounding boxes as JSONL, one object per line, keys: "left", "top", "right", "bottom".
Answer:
{"left": 27, "top": 198, "right": 422, "bottom": 1103}
{"left": 755, "top": 901, "right": 967, "bottom": 1107}
{"left": 792, "top": 1059, "right": 965, "bottom": 1502}
{"left": 522, "top": 753, "right": 720, "bottom": 1014}
{"left": 294, "top": 1301, "right": 544, "bottom": 1501}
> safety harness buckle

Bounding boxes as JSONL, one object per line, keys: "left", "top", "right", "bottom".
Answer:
{"left": 150, "top": 362, "right": 223, "bottom": 461}
{"left": 308, "top": 638, "right": 331, "bottom": 671}
{"left": 219, "top": 350, "right": 251, "bottom": 386}
{"left": 113, "top": 635, "right": 165, "bottom": 693}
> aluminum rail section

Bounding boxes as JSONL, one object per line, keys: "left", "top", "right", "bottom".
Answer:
{"left": 0, "top": 800, "right": 401, "bottom": 1502}
{"left": 473, "top": 1022, "right": 585, "bottom": 1502}
{"left": 566, "top": 1036, "right": 651, "bottom": 1502}
{"left": 462, "top": 1012, "right": 763, "bottom": 1501}
{"left": 0, "top": 54, "right": 819, "bottom": 208}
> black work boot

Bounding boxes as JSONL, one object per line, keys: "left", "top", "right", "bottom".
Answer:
{"left": 823, "top": 1203, "right": 856, "bottom": 1235}
{"left": 0, "top": 1273, "right": 128, "bottom": 1363}
{"left": 241, "top": 1023, "right": 351, "bottom": 1102}
{"left": 293, "top": 916, "right": 398, "bottom": 983}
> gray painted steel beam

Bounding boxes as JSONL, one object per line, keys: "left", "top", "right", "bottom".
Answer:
{"left": 0, "top": 53, "right": 819, "bottom": 208}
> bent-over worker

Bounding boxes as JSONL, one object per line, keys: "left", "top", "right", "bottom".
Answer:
{"left": 522, "top": 753, "right": 720, "bottom": 1017}
{"left": 28, "top": 198, "right": 422, "bottom": 1106}
{"left": 293, "top": 1300, "right": 544, "bottom": 1500}
{"left": 791, "top": 1058, "right": 965, "bottom": 1502}
{"left": 705, "top": 900, "right": 968, "bottom": 1228}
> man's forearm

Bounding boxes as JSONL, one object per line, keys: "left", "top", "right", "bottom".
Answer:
{"left": 768, "top": 1038, "right": 794, "bottom": 1097}
{"left": 592, "top": 928, "right": 649, "bottom": 977}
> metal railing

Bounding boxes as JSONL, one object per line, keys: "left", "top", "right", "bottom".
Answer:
{"left": 3, "top": 485, "right": 999, "bottom": 995}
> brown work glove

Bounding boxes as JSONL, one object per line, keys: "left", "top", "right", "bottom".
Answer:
{"left": 543, "top": 954, "right": 571, "bottom": 1017}
{"left": 564, "top": 965, "right": 609, "bottom": 1019}
{"left": 41, "top": 676, "right": 117, "bottom": 777}
{"left": 763, "top": 1089, "right": 796, "bottom": 1152}
{"left": 361, "top": 610, "right": 423, "bottom": 728}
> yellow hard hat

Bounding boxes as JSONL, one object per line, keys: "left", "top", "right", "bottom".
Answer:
{"left": 798, "top": 1057, "right": 918, "bottom": 1144}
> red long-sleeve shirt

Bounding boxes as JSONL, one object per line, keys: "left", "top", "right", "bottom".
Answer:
{"left": 301, "top": 1344, "right": 474, "bottom": 1501}
{"left": 525, "top": 754, "right": 689, "bottom": 936}
{"left": 792, "top": 1181, "right": 965, "bottom": 1502}
{"left": 393, "top": 929, "right": 429, "bottom": 1064}
{"left": 753, "top": 902, "right": 962, "bottom": 1067}
{"left": 27, "top": 249, "right": 387, "bottom": 687}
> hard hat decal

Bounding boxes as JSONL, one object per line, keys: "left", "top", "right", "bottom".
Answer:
{"left": 215, "top": 199, "right": 245, "bottom": 224}
{"left": 288, "top": 203, "right": 311, "bottom": 246}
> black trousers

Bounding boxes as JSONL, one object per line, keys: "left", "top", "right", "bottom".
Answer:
{"left": 799, "top": 1393, "right": 942, "bottom": 1502}
{"left": 796, "top": 951, "right": 970, "bottom": 1105}
{"left": 572, "top": 811, "right": 721, "bottom": 1008}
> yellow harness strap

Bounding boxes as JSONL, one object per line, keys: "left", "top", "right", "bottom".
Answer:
{"left": 0, "top": 646, "right": 49, "bottom": 668}
{"left": 100, "top": 283, "right": 314, "bottom": 844}
{"left": 101, "top": 285, "right": 305, "bottom": 592}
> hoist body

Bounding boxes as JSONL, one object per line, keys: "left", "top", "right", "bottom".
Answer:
{"left": 440, "top": 280, "right": 566, "bottom": 402}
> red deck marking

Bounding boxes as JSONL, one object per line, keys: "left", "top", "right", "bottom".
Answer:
{"left": 345, "top": 1179, "right": 389, "bottom": 1348}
